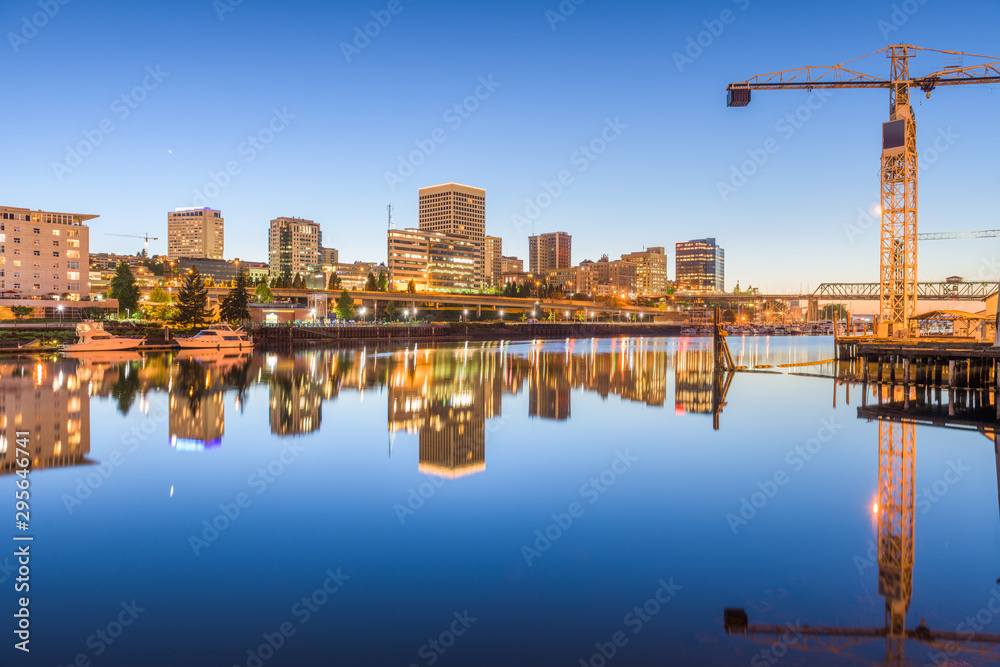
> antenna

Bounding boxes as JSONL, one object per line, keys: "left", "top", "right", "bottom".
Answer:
{"left": 387, "top": 203, "right": 394, "bottom": 230}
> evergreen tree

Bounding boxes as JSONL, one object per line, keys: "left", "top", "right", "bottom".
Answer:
{"left": 220, "top": 266, "right": 252, "bottom": 322}
{"left": 406, "top": 279, "right": 417, "bottom": 294}
{"left": 335, "top": 290, "right": 356, "bottom": 320}
{"left": 176, "top": 268, "right": 213, "bottom": 326}
{"left": 385, "top": 301, "right": 398, "bottom": 321}
{"left": 365, "top": 272, "right": 378, "bottom": 291}
{"left": 376, "top": 269, "right": 388, "bottom": 292}
{"left": 109, "top": 261, "right": 140, "bottom": 315}
{"left": 328, "top": 272, "right": 343, "bottom": 290}
{"left": 292, "top": 272, "right": 304, "bottom": 289}
{"left": 254, "top": 282, "right": 273, "bottom": 303}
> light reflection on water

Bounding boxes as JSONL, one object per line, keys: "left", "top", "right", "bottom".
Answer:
{"left": 1, "top": 337, "right": 998, "bottom": 666}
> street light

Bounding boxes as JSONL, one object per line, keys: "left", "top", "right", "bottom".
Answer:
{"left": 360, "top": 307, "right": 367, "bottom": 323}
{"left": 57, "top": 305, "right": 63, "bottom": 325}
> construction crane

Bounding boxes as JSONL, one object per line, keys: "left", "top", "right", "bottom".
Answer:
{"left": 728, "top": 44, "right": 1000, "bottom": 336}
{"left": 105, "top": 232, "right": 159, "bottom": 256}
{"left": 919, "top": 229, "right": 1000, "bottom": 240}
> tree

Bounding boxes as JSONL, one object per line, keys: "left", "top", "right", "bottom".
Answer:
{"left": 376, "top": 270, "right": 388, "bottom": 292}
{"left": 219, "top": 266, "right": 252, "bottom": 323}
{"left": 149, "top": 286, "right": 170, "bottom": 303}
{"left": 722, "top": 309, "right": 737, "bottom": 324}
{"left": 176, "top": 268, "right": 213, "bottom": 327}
{"left": 385, "top": 301, "right": 398, "bottom": 321}
{"left": 255, "top": 283, "right": 273, "bottom": 303}
{"left": 406, "top": 280, "right": 416, "bottom": 294}
{"left": 109, "top": 261, "right": 140, "bottom": 315}
{"left": 328, "top": 272, "right": 342, "bottom": 290}
{"left": 365, "top": 272, "right": 378, "bottom": 292}
{"left": 292, "top": 273, "right": 304, "bottom": 289}
{"left": 10, "top": 305, "right": 33, "bottom": 322}
{"left": 820, "top": 304, "right": 848, "bottom": 320}
{"left": 335, "top": 290, "right": 356, "bottom": 320}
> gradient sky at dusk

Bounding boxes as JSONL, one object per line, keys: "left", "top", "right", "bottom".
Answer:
{"left": 2, "top": 0, "right": 998, "bottom": 292}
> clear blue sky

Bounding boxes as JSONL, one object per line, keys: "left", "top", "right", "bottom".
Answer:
{"left": 2, "top": 0, "right": 998, "bottom": 292}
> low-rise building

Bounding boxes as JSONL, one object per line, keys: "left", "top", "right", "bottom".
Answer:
{"left": 621, "top": 246, "right": 668, "bottom": 295}
{"left": 1, "top": 205, "right": 93, "bottom": 299}
{"left": 387, "top": 229, "right": 479, "bottom": 292}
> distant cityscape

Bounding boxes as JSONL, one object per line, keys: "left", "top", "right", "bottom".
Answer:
{"left": 0, "top": 183, "right": 727, "bottom": 305}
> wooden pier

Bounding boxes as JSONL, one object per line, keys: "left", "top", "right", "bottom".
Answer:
{"left": 834, "top": 336, "right": 1000, "bottom": 418}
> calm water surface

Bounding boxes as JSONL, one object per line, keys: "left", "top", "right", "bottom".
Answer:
{"left": 2, "top": 336, "right": 998, "bottom": 666}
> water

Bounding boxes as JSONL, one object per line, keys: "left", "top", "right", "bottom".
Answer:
{"left": 2, "top": 337, "right": 998, "bottom": 666}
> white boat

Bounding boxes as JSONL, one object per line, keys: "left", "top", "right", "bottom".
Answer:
{"left": 64, "top": 321, "right": 144, "bottom": 352}
{"left": 680, "top": 327, "right": 698, "bottom": 336}
{"left": 174, "top": 323, "right": 253, "bottom": 349}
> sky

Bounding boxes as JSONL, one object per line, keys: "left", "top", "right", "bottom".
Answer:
{"left": 1, "top": 0, "right": 998, "bottom": 292}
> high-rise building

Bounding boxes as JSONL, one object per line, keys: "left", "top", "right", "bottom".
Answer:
{"left": 387, "top": 229, "right": 479, "bottom": 292}
{"left": 168, "top": 207, "right": 224, "bottom": 260}
{"left": 418, "top": 183, "right": 486, "bottom": 285}
{"left": 621, "top": 246, "right": 669, "bottom": 295}
{"left": 484, "top": 236, "right": 502, "bottom": 286}
{"left": 268, "top": 217, "right": 322, "bottom": 279}
{"left": 528, "top": 232, "right": 571, "bottom": 274}
{"left": 0, "top": 205, "right": 93, "bottom": 298}
{"left": 675, "top": 238, "right": 725, "bottom": 292}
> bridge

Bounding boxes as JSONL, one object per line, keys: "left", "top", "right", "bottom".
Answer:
{"left": 131, "top": 279, "right": 994, "bottom": 321}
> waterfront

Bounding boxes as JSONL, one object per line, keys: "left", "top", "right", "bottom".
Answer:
{"left": 2, "top": 336, "right": 998, "bottom": 665}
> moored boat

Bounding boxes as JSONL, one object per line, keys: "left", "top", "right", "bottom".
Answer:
{"left": 174, "top": 323, "right": 253, "bottom": 349}
{"left": 64, "top": 321, "right": 144, "bottom": 352}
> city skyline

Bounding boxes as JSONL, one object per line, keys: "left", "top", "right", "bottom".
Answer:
{"left": 5, "top": 0, "right": 996, "bottom": 292}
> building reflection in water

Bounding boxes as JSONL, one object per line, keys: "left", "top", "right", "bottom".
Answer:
{"left": 1, "top": 341, "right": 710, "bottom": 476}
{"left": 0, "top": 358, "right": 90, "bottom": 475}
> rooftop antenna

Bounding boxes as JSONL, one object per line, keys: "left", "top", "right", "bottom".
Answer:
{"left": 387, "top": 203, "right": 395, "bottom": 230}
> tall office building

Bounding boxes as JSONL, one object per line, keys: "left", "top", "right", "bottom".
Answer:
{"left": 621, "top": 246, "right": 669, "bottom": 295}
{"left": 483, "top": 236, "right": 502, "bottom": 286}
{"left": 168, "top": 207, "right": 224, "bottom": 260}
{"left": 0, "top": 205, "right": 93, "bottom": 298}
{"left": 528, "top": 232, "right": 572, "bottom": 274}
{"left": 418, "top": 183, "right": 486, "bottom": 285}
{"left": 268, "top": 217, "right": 322, "bottom": 279}
{"left": 675, "top": 238, "right": 725, "bottom": 292}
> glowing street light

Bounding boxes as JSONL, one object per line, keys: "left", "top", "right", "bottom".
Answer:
{"left": 57, "top": 304, "right": 63, "bottom": 325}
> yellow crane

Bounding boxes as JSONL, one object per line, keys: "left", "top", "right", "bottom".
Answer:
{"left": 728, "top": 45, "right": 1000, "bottom": 336}
{"left": 105, "top": 232, "right": 159, "bottom": 256}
